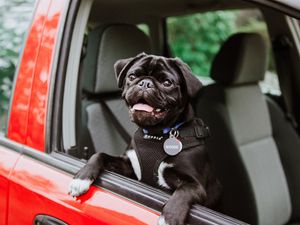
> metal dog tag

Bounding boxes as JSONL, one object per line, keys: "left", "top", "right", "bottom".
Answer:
{"left": 163, "top": 129, "right": 182, "bottom": 156}
{"left": 163, "top": 137, "right": 182, "bottom": 156}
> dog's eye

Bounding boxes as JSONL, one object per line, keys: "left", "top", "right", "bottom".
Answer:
{"left": 163, "top": 79, "right": 172, "bottom": 87}
{"left": 128, "top": 74, "right": 136, "bottom": 81}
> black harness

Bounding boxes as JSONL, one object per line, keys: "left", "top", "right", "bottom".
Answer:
{"left": 133, "top": 118, "right": 210, "bottom": 188}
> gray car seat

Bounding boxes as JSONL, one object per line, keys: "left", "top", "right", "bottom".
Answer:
{"left": 195, "top": 33, "right": 300, "bottom": 225}
{"left": 79, "top": 24, "right": 152, "bottom": 157}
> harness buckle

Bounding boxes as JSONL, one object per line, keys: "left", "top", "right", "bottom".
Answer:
{"left": 194, "top": 125, "right": 210, "bottom": 138}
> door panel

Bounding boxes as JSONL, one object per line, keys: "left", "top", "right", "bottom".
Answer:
{"left": 7, "top": 154, "right": 159, "bottom": 225}
{"left": 0, "top": 146, "right": 21, "bottom": 225}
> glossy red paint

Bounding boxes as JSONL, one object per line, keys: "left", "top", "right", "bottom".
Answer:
{"left": 8, "top": 155, "right": 160, "bottom": 225}
{"left": 8, "top": 0, "right": 67, "bottom": 151}
{"left": 8, "top": 0, "right": 52, "bottom": 146}
{"left": 0, "top": 147, "right": 21, "bottom": 225}
{"left": 26, "top": 0, "right": 68, "bottom": 150}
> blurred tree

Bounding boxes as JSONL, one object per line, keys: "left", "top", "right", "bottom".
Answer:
{"left": 168, "top": 9, "right": 274, "bottom": 77}
{"left": 168, "top": 11, "right": 237, "bottom": 76}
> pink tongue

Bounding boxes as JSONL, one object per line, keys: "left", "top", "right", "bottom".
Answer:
{"left": 132, "top": 103, "right": 154, "bottom": 112}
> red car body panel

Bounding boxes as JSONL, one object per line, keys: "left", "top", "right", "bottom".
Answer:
{"left": 7, "top": 155, "right": 159, "bottom": 225}
{"left": 0, "top": 147, "right": 21, "bottom": 225}
{"left": 8, "top": 0, "right": 63, "bottom": 151}
{"left": 8, "top": 0, "right": 52, "bottom": 149}
{"left": 3, "top": 0, "right": 161, "bottom": 224}
{"left": 26, "top": 0, "right": 66, "bottom": 151}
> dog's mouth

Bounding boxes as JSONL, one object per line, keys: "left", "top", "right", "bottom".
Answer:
{"left": 129, "top": 99, "right": 168, "bottom": 117}
{"left": 126, "top": 92, "right": 171, "bottom": 126}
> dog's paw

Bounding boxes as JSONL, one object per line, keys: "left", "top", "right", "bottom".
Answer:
{"left": 68, "top": 178, "right": 93, "bottom": 197}
{"left": 158, "top": 215, "right": 186, "bottom": 225}
{"left": 158, "top": 201, "right": 188, "bottom": 225}
{"left": 157, "top": 214, "right": 185, "bottom": 225}
{"left": 157, "top": 216, "right": 170, "bottom": 225}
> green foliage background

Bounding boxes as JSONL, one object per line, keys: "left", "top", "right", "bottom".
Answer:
{"left": 168, "top": 10, "right": 270, "bottom": 77}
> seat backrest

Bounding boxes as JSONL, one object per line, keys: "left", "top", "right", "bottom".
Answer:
{"left": 195, "top": 33, "right": 292, "bottom": 225}
{"left": 79, "top": 24, "right": 152, "bottom": 156}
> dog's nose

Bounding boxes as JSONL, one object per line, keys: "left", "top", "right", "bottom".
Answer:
{"left": 138, "top": 79, "right": 154, "bottom": 90}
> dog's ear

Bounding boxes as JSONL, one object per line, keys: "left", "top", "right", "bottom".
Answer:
{"left": 172, "top": 58, "right": 202, "bottom": 98}
{"left": 114, "top": 52, "right": 147, "bottom": 88}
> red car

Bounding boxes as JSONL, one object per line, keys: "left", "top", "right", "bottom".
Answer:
{"left": 1, "top": 0, "right": 300, "bottom": 224}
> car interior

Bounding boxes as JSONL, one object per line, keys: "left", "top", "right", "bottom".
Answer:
{"left": 61, "top": 0, "right": 300, "bottom": 224}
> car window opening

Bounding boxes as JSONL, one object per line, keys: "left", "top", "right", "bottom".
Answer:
{"left": 60, "top": 1, "right": 300, "bottom": 224}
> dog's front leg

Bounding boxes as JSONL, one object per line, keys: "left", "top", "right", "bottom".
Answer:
{"left": 158, "top": 182, "right": 206, "bottom": 225}
{"left": 69, "top": 152, "right": 134, "bottom": 197}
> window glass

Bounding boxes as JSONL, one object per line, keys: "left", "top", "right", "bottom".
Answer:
{"left": 167, "top": 9, "right": 280, "bottom": 95}
{"left": 0, "top": 0, "right": 36, "bottom": 133}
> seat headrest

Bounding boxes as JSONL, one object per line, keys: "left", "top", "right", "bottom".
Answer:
{"left": 83, "top": 24, "right": 152, "bottom": 94}
{"left": 211, "top": 33, "right": 268, "bottom": 86}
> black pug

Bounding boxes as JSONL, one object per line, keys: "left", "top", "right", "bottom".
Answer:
{"left": 69, "top": 53, "right": 221, "bottom": 225}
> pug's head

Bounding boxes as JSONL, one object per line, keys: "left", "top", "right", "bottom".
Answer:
{"left": 114, "top": 53, "right": 202, "bottom": 128}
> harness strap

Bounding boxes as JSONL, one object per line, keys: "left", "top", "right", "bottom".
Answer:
{"left": 134, "top": 118, "right": 209, "bottom": 188}
{"left": 179, "top": 118, "right": 210, "bottom": 139}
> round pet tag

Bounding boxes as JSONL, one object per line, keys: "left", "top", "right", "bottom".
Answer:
{"left": 163, "top": 137, "right": 183, "bottom": 156}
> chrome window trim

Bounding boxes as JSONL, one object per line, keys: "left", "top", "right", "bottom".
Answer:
{"left": 62, "top": 0, "right": 94, "bottom": 151}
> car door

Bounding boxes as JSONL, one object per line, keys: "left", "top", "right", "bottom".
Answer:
{"left": 7, "top": 0, "right": 296, "bottom": 224}
{"left": 1, "top": 0, "right": 244, "bottom": 224}
{"left": 2, "top": 0, "right": 162, "bottom": 224}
